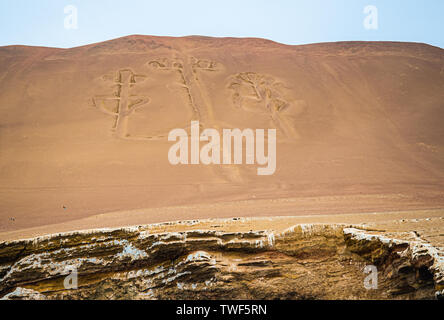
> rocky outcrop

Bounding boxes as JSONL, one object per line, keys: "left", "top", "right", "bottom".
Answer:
{"left": 344, "top": 228, "right": 443, "bottom": 299}
{"left": 0, "top": 221, "right": 442, "bottom": 300}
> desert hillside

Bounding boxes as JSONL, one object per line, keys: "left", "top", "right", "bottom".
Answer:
{"left": 0, "top": 35, "right": 443, "bottom": 237}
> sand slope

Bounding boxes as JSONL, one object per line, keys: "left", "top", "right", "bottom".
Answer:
{"left": 0, "top": 36, "right": 443, "bottom": 237}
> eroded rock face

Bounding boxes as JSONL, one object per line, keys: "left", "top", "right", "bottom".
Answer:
{"left": 0, "top": 222, "right": 442, "bottom": 300}
{"left": 344, "top": 228, "right": 443, "bottom": 299}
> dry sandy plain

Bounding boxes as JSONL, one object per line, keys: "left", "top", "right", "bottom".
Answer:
{"left": 0, "top": 35, "right": 443, "bottom": 241}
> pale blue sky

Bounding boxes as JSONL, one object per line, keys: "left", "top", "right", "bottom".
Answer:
{"left": 0, "top": 0, "right": 443, "bottom": 48}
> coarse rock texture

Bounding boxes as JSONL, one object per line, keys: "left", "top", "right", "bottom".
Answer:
{"left": 0, "top": 218, "right": 442, "bottom": 300}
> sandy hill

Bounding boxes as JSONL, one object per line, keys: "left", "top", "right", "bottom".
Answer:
{"left": 0, "top": 35, "right": 443, "bottom": 238}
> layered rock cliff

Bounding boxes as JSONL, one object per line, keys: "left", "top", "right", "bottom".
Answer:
{"left": 0, "top": 220, "right": 442, "bottom": 300}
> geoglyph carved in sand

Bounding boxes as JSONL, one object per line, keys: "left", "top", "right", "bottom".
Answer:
{"left": 92, "top": 69, "right": 150, "bottom": 140}
{"left": 148, "top": 57, "right": 222, "bottom": 129}
{"left": 92, "top": 63, "right": 286, "bottom": 182}
{"left": 228, "top": 72, "right": 298, "bottom": 139}
{"left": 93, "top": 62, "right": 294, "bottom": 142}
{"left": 92, "top": 62, "right": 293, "bottom": 181}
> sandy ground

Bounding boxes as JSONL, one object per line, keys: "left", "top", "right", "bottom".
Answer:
{"left": 0, "top": 36, "right": 443, "bottom": 241}
{"left": 0, "top": 204, "right": 443, "bottom": 244}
